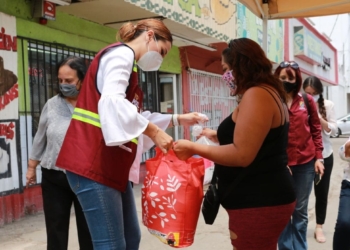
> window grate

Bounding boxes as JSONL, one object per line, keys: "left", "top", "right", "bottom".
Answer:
{"left": 26, "top": 39, "right": 95, "bottom": 137}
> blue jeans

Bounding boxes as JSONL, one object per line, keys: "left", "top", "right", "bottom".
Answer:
{"left": 333, "top": 180, "right": 350, "bottom": 250}
{"left": 278, "top": 160, "right": 315, "bottom": 250}
{"left": 66, "top": 171, "right": 141, "bottom": 250}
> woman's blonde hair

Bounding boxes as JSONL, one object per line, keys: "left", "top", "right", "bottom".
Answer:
{"left": 117, "top": 18, "right": 173, "bottom": 44}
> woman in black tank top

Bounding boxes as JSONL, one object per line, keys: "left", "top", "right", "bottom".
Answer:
{"left": 174, "top": 38, "right": 296, "bottom": 250}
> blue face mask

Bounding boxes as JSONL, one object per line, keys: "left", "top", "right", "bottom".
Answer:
{"left": 312, "top": 94, "right": 320, "bottom": 102}
{"left": 59, "top": 83, "right": 79, "bottom": 97}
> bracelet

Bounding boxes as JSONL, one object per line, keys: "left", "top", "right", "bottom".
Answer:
{"left": 316, "top": 159, "right": 324, "bottom": 164}
{"left": 172, "top": 114, "right": 180, "bottom": 126}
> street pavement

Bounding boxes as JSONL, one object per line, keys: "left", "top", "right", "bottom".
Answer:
{"left": 0, "top": 136, "right": 348, "bottom": 250}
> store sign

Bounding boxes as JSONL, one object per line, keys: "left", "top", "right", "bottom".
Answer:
{"left": 0, "top": 27, "right": 17, "bottom": 52}
{"left": 294, "top": 26, "right": 323, "bottom": 65}
{"left": 0, "top": 13, "right": 18, "bottom": 120}
{"left": 44, "top": 1, "right": 56, "bottom": 20}
{"left": 323, "top": 55, "right": 331, "bottom": 67}
{"left": 34, "top": 0, "right": 57, "bottom": 20}
{"left": 0, "top": 13, "right": 19, "bottom": 193}
{"left": 127, "top": 0, "right": 236, "bottom": 42}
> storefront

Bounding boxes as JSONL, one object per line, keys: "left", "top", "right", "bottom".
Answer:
{"left": 285, "top": 18, "right": 338, "bottom": 93}
{"left": 0, "top": 1, "right": 118, "bottom": 224}
{"left": 0, "top": 0, "right": 247, "bottom": 225}
{"left": 0, "top": 0, "right": 192, "bottom": 225}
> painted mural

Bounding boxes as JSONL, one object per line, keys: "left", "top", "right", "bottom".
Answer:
{"left": 0, "top": 13, "right": 20, "bottom": 193}
{"left": 236, "top": 2, "right": 283, "bottom": 63}
{"left": 127, "top": 0, "right": 236, "bottom": 42}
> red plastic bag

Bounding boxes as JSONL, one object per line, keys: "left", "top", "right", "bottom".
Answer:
{"left": 142, "top": 148, "right": 204, "bottom": 248}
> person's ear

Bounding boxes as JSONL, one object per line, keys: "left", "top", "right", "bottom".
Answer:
{"left": 76, "top": 80, "right": 82, "bottom": 91}
{"left": 145, "top": 30, "right": 155, "bottom": 42}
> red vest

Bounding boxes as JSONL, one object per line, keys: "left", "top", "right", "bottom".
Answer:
{"left": 56, "top": 43, "right": 143, "bottom": 192}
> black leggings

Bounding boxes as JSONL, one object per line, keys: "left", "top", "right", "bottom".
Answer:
{"left": 314, "top": 153, "right": 334, "bottom": 225}
{"left": 41, "top": 168, "right": 93, "bottom": 250}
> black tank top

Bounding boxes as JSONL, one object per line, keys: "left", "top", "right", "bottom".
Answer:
{"left": 216, "top": 87, "right": 296, "bottom": 209}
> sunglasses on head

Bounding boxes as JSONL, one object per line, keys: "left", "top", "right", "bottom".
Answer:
{"left": 228, "top": 39, "right": 236, "bottom": 48}
{"left": 279, "top": 61, "right": 299, "bottom": 69}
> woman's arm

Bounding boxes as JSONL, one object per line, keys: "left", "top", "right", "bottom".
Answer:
{"left": 97, "top": 46, "right": 150, "bottom": 146}
{"left": 339, "top": 137, "right": 350, "bottom": 161}
{"left": 174, "top": 87, "right": 276, "bottom": 167}
{"left": 323, "top": 100, "right": 337, "bottom": 136}
{"left": 27, "top": 102, "right": 48, "bottom": 186}
{"left": 29, "top": 102, "right": 48, "bottom": 162}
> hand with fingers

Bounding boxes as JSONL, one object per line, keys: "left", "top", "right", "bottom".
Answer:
{"left": 26, "top": 167, "right": 37, "bottom": 188}
{"left": 199, "top": 128, "right": 219, "bottom": 143}
{"left": 173, "top": 139, "right": 195, "bottom": 161}
{"left": 177, "top": 112, "right": 209, "bottom": 127}
{"left": 315, "top": 160, "right": 325, "bottom": 177}
{"left": 26, "top": 159, "right": 39, "bottom": 188}
{"left": 152, "top": 127, "right": 173, "bottom": 154}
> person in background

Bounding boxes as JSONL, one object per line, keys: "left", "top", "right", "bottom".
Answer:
{"left": 174, "top": 38, "right": 296, "bottom": 250}
{"left": 55, "top": 19, "right": 207, "bottom": 250}
{"left": 334, "top": 138, "right": 350, "bottom": 249}
{"left": 303, "top": 76, "right": 337, "bottom": 243}
{"left": 275, "top": 61, "right": 324, "bottom": 250}
{"left": 26, "top": 56, "right": 93, "bottom": 250}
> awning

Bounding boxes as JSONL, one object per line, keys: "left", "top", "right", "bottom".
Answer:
{"left": 237, "top": 0, "right": 350, "bottom": 53}
{"left": 239, "top": 0, "right": 350, "bottom": 19}
{"left": 57, "top": 0, "right": 231, "bottom": 51}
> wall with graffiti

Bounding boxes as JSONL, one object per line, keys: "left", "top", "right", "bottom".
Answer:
{"left": 127, "top": 0, "right": 237, "bottom": 42}
{"left": 236, "top": 2, "right": 284, "bottom": 63}
{"left": 0, "top": 12, "right": 21, "bottom": 194}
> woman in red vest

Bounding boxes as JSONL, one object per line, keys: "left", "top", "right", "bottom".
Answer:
{"left": 56, "top": 19, "right": 206, "bottom": 250}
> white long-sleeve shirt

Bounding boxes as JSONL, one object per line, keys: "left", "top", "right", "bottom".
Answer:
{"left": 96, "top": 45, "right": 171, "bottom": 183}
{"left": 321, "top": 99, "right": 338, "bottom": 158}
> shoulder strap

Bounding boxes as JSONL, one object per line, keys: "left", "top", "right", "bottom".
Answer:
{"left": 302, "top": 93, "right": 311, "bottom": 115}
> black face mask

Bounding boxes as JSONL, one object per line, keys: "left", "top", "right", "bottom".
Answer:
{"left": 283, "top": 81, "right": 297, "bottom": 93}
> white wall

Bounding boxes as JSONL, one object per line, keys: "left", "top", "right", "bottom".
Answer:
{"left": 310, "top": 14, "right": 350, "bottom": 117}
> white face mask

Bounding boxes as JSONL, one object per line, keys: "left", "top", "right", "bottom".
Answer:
{"left": 137, "top": 36, "right": 163, "bottom": 72}
{"left": 313, "top": 94, "right": 320, "bottom": 102}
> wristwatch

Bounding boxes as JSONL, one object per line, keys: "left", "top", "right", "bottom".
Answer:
{"left": 317, "top": 159, "right": 324, "bottom": 164}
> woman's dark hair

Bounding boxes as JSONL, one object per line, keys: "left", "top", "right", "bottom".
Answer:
{"left": 224, "top": 38, "right": 286, "bottom": 102}
{"left": 274, "top": 62, "right": 303, "bottom": 98}
{"left": 303, "top": 76, "right": 327, "bottom": 121}
{"left": 118, "top": 18, "right": 173, "bottom": 44}
{"left": 222, "top": 47, "right": 233, "bottom": 68}
{"left": 57, "top": 56, "right": 87, "bottom": 97}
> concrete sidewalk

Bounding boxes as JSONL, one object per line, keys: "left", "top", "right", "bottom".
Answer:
{"left": 0, "top": 137, "right": 347, "bottom": 250}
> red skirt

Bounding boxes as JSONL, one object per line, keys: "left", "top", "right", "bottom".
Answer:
{"left": 226, "top": 201, "right": 295, "bottom": 250}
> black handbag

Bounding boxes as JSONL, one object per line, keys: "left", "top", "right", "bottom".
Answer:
{"left": 202, "top": 173, "right": 220, "bottom": 225}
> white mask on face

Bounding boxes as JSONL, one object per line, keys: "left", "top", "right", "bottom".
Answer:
{"left": 137, "top": 36, "right": 163, "bottom": 71}
{"left": 313, "top": 94, "right": 320, "bottom": 102}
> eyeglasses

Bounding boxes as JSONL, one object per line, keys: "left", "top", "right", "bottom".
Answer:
{"left": 279, "top": 61, "right": 299, "bottom": 69}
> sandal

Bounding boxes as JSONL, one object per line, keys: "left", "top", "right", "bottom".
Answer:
{"left": 314, "top": 227, "right": 326, "bottom": 243}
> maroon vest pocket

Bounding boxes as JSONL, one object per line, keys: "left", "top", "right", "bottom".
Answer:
{"left": 89, "top": 139, "right": 137, "bottom": 191}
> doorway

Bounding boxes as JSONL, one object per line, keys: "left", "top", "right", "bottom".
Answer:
{"left": 159, "top": 74, "right": 179, "bottom": 140}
